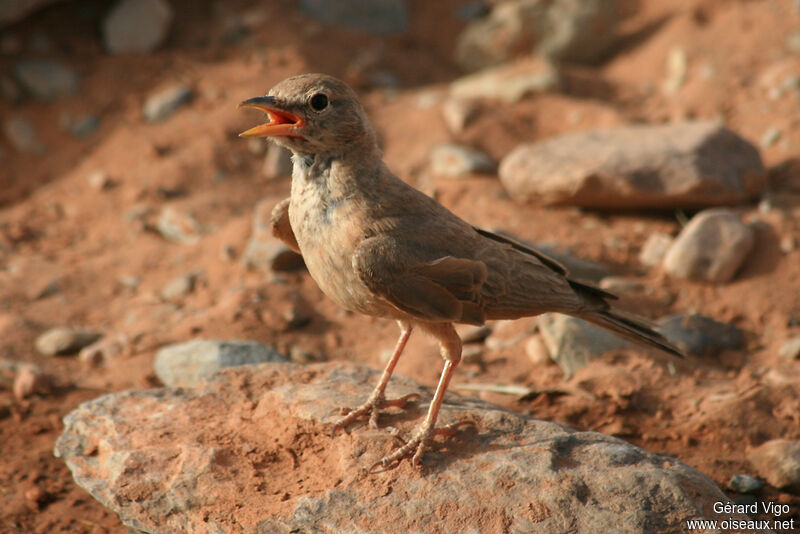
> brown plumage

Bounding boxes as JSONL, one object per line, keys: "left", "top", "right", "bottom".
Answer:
{"left": 240, "top": 73, "right": 682, "bottom": 469}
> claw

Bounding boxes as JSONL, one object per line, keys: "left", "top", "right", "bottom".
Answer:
{"left": 368, "top": 418, "right": 477, "bottom": 472}
{"left": 331, "top": 392, "right": 422, "bottom": 437}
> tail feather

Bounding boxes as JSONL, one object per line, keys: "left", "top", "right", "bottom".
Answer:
{"left": 579, "top": 308, "right": 684, "bottom": 358}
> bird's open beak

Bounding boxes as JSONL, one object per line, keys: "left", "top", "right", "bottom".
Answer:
{"left": 238, "top": 96, "right": 303, "bottom": 138}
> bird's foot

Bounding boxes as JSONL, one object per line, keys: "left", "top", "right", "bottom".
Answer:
{"left": 369, "top": 419, "right": 476, "bottom": 472}
{"left": 331, "top": 392, "right": 422, "bottom": 436}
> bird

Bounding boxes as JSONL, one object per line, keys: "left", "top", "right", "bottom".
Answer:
{"left": 239, "top": 73, "right": 682, "bottom": 470}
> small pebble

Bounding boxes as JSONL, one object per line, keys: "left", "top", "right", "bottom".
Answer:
{"left": 3, "top": 116, "right": 46, "bottom": 154}
{"left": 13, "top": 366, "right": 53, "bottom": 400}
{"left": 35, "top": 327, "right": 103, "bottom": 356}
{"left": 24, "top": 485, "right": 47, "bottom": 505}
{"left": 87, "top": 170, "right": 113, "bottom": 190}
{"left": 727, "top": 474, "right": 764, "bottom": 494}
{"left": 429, "top": 143, "right": 495, "bottom": 178}
{"left": 161, "top": 272, "right": 198, "bottom": 301}
{"left": 778, "top": 336, "right": 800, "bottom": 360}
{"left": 760, "top": 126, "right": 781, "bottom": 148}
{"left": 143, "top": 85, "right": 193, "bottom": 122}
{"left": 779, "top": 235, "right": 796, "bottom": 254}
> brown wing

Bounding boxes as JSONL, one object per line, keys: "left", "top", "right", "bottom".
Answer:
{"left": 271, "top": 197, "right": 301, "bottom": 254}
{"left": 354, "top": 240, "right": 488, "bottom": 325}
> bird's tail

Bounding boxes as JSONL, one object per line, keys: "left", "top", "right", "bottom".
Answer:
{"left": 579, "top": 307, "right": 684, "bottom": 358}
{"left": 567, "top": 279, "right": 683, "bottom": 358}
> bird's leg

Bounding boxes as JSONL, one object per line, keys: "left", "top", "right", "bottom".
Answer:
{"left": 331, "top": 322, "right": 420, "bottom": 434}
{"left": 371, "top": 323, "right": 476, "bottom": 471}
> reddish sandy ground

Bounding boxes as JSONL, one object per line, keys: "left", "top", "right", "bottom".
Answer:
{"left": 1, "top": 0, "right": 799, "bottom": 532}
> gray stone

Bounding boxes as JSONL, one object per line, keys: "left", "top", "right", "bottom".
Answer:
{"left": 13, "top": 59, "right": 79, "bottom": 100}
{"left": 299, "top": 0, "right": 408, "bottom": 36}
{"left": 243, "top": 199, "right": 304, "bottom": 272}
{"left": 103, "top": 0, "right": 173, "bottom": 54}
{"left": 55, "top": 362, "right": 757, "bottom": 534}
{"left": 143, "top": 85, "right": 193, "bottom": 122}
{"left": 499, "top": 121, "right": 766, "bottom": 209}
{"left": 262, "top": 143, "right": 293, "bottom": 180}
{"left": 727, "top": 474, "right": 764, "bottom": 494}
{"left": 2, "top": 116, "right": 46, "bottom": 154}
{"left": 538, "top": 313, "right": 631, "bottom": 378}
{"left": 639, "top": 232, "right": 674, "bottom": 268}
{"left": 429, "top": 143, "right": 496, "bottom": 177}
{"left": 156, "top": 206, "right": 202, "bottom": 244}
{"left": 455, "top": 0, "right": 618, "bottom": 72}
{"left": 658, "top": 314, "right": 744, "bottom": 357}
{"left": 450, "top": 56, "right": 560, "bottom": 103}
{"left": 747, "top": 439, "right": 800, "bottom": 489}
{"left": 779, "top": 336, "right": 800, "bottom": 360}
{"left": 153, "top": 339, "right": 288, "bottom": 387}
{"left": 663, "top": 209, "right": 754, "bottom": 283}
{"left": 35, "top": 327, "right": 103, "bottom": 356}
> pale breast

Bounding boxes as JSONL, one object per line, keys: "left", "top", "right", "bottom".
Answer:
{"left": 289, "top": 178, "right": 393, "bottom": 318}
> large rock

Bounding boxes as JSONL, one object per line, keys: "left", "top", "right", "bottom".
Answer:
{"left": 499, "top": 121, "right": 766, "bottom": 209}
{"left": 55, "top": 362, "right": 759, "bottom": 534}
{"left": 663, "top": 209, "right": 755, "bottom": 283}
{"left": 298, "top": 0, "right": 408, "bottom": 36}
{"left": 455, "top": 0, "right": 619, "bottom": 72}
{"left": 102, "top": 0, "right": 173, "bottom": 54}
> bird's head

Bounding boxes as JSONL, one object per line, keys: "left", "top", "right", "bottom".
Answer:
{"left": 239, "top": 73, "right": 376, "bottom": 156}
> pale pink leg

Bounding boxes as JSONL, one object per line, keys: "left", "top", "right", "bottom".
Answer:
{"left": 332, "top": 322, "right": 420, "bottom": 434}
{"left": 371, "top": 323, "right": 476, "bottom": 471}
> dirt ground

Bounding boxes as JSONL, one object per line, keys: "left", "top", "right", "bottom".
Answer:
{"left": 1, "top": 0, "right": 799, "bottom": 532}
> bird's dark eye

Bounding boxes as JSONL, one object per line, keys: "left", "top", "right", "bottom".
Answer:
{"left": 310, "top": 93, "right": 328, "bottom": 111}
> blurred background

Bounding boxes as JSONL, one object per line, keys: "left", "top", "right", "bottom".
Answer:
{"left": 1, "top": 0, "right": 799, "bottom": 532}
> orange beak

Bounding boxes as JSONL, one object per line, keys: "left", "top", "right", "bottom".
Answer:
{"left": 238, "top": 96, "right": 303, "bottom": 138}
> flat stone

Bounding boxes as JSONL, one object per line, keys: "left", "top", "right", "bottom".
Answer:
{"left": 153, "top": 339, "right": 288, "bottom": 387}
{"left": 429, "top": 143, "right": 496, "bottom": 177}
{"left": 35, "top": 327, "right": 103, "bottom": 356}
{"left": 499, "top": 121, "right": 766, "bottom": 209}
{"left": 13, "top": 59, "right": 79, "bottom": 100}
{"left": 298, "top": 0, "right": 408, "bottom": 36}
{"left": 747, "top": 439, "right": 800, "bottom": 489}
{"left": 538, "top": 313, "right": 631, "bottom": 378}
{"left": 55, "top": 362, "right": 756, "bottom": 533}
{"left": 143, "top": 85, "right": 193, "bottom": 122}
{"left": 658, "top": 314, "right": 744, "bottom": 357}
{"left": 450, "top": 56, "right": 560, "bottom": 103}
{"left": 663, "top": 209, "right": 755, "bottom": 283}
{"left": 103, "top": 0, "right": 173, "bottom": 54}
